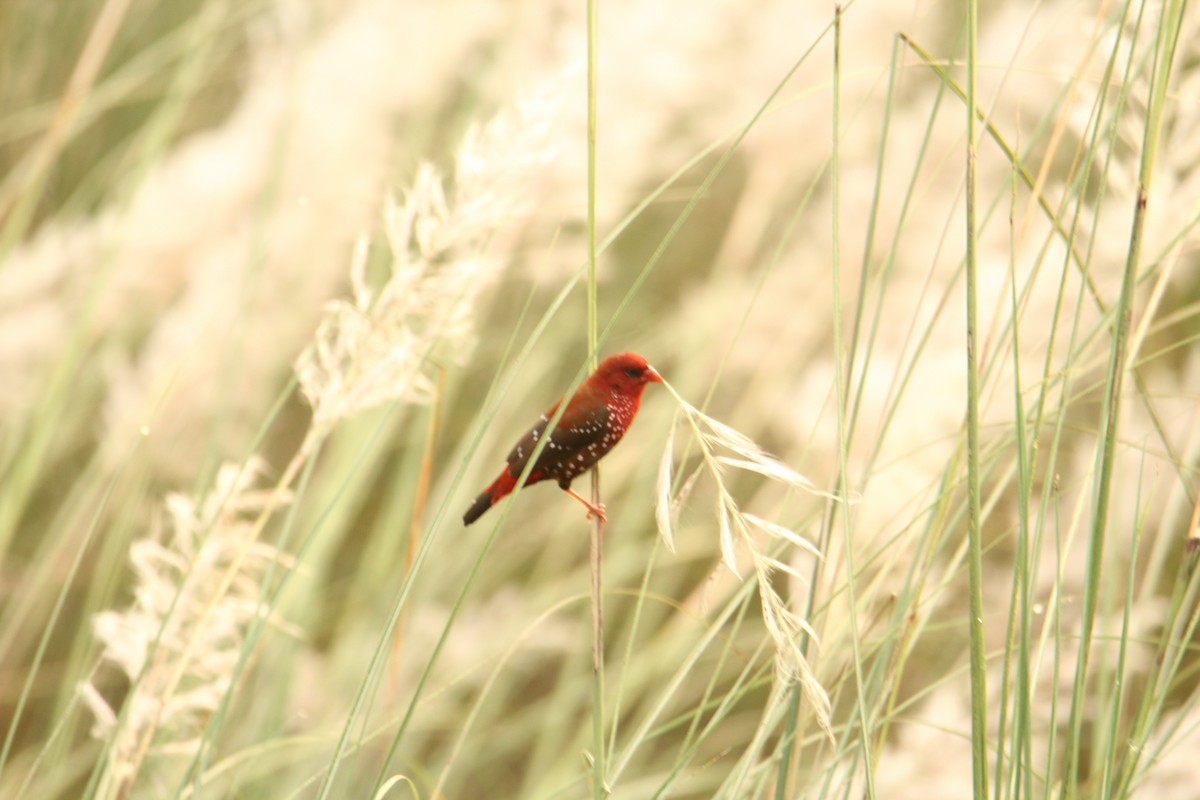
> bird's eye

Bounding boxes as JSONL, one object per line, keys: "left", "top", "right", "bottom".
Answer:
{"left": 624, "top": 366, "right": 643, "bottom": 379}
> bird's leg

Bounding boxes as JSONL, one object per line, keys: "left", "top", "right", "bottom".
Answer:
{"left": 562, "top": 487, "right": 607, "bottom": 523}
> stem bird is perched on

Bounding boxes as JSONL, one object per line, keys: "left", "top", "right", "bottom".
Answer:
{"left": 463, "top": 353, "right": 663, "bottom": 525}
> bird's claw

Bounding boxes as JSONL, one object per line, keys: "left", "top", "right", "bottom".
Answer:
{"left": 563, "top": 487, "right": 608, "bottom": 524}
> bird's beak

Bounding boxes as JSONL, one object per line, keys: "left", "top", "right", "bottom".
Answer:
{"left": 646, "top": 365, "right": 664, "bottom": 383}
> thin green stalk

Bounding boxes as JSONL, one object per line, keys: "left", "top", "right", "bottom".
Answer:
{"left": 584, "top": 5, "right": 599, "bottom": 368}
{"left": 964, "top": 0, "right": 989, "bottom": 796}
{"left": 0, "top": 472, "right": 122, "bottom": 782}
{"left": 1003, "top": 155, "right": 1034, "bottom": 800}
{"left": 1027, "top": 4, "right": 1141, "bottom": 790}
{"left": 852, "top": 27, "right": 957, "bottom": 485}
{"left": 1065, "top": 2, "right": 1186, "bottom": 793}
{"left": 1098, "top": 471, "right": 1148, "bottom": 798}
{"left": 585, "top": 1, "right": 606, "bottom": 796}
{"left": 828, "top": 5, "right": 876, "bottom": 797}
{"left": 993, "top": 161, "right": 1015, "bottom": 800}
{"left": 1041, "top": 501, "right": 1065, "bottom": 800}
{"left": 1114, "top": 561, "right": 1200, "bottom": 796}
{"left": 843, "top": 33, "right": 902, "bottom": 449}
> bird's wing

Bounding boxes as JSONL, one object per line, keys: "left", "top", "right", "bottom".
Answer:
{"left": 505, "top": 402, "right": 611, "bottom": 477}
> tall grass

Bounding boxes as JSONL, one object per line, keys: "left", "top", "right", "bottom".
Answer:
{"left": 1, "top": 1, "right": 1199, "bottom": 798}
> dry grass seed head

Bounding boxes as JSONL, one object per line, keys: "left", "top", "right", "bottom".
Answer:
{"left": 654, "top": 380, "right": 842, "bottom": 737}
{"left": 79, "top": 459, "right": 297, "bottom": 784}
{"left": 295, "top": 90, "right": 561, "bottom": 429}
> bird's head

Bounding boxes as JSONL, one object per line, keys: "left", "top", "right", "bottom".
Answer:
{"left": 594, "top": 352, "right": 663, "bottom": 397}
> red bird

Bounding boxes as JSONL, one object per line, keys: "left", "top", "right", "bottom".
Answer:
{"left": 463, "top": 352, "right": 663, "bottom": 525}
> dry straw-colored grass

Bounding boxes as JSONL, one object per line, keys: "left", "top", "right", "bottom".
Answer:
{"left": 1, "top": 0, "right": 1199, "bottom": 798}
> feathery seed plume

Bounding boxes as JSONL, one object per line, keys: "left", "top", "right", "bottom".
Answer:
{"left": 655, "top": 381, "right": 845, "bottom": 738}
{"left": 79, "top": 459, "right": 297, "bottom": 796}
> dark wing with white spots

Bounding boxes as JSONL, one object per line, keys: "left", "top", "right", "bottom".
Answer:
{"left": 505, "top": 411, "right": 554, "bottom": 475}
{"left": 505, "top": 403, "right": 612, "bottom": 485}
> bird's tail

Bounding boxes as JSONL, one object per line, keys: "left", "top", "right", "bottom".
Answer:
{"left": 463, "top": 470, "right": 518, "bottom": 525}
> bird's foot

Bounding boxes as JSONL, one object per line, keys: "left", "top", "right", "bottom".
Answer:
{"left": 586, "top": 503, "right": 608, "bottom": 524}
{"left": 563, "top": 487, "right": 607, "bottom": 524}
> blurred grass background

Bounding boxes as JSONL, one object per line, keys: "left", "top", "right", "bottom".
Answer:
{"left": 1, "top": 0, "right": 1199, "bottom": 798}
